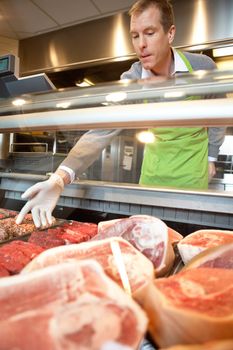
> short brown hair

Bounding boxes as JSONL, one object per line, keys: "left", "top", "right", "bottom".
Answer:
{"left": 129, "top": 0, "right": 174, "bottom": 33}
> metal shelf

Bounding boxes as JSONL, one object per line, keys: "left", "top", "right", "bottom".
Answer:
{"left": 1, "top": 173, "right": 232, "bottom": 229}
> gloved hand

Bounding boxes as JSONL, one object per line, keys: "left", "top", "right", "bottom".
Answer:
{"left": 16, "top": 173, "right": 64, "bottom": 228}
{"left": 208, "top": 161, "right": 216, "bottom": 183}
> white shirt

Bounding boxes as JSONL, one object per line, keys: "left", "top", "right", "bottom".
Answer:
{"left": 141, "top": 48, "right": 188, "bottom": 79}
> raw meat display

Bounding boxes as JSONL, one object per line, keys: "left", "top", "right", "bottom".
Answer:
{"left": 184, "top": 243, "right": 233, "bottom": 270}
{"left": 0, "top": 208, "right": 18, "bottom": 220}
{"left": 95, "top": 215, "right": 175, "bottom": 276}
{"left": 29, "top": 229, "right": 66, "bottom": 249}
{"left": 0, "top": 240, "right": 44, "bottom": 275}
{"left": 138, "top": 267, "right": 233, "bottom": 348}
{"left": 0, "top": 216, "right": 36, "bottom": 242}
{"left": 177, "top": 229, "right": 233, "bottom": 264}
{"left": 22, "top": 237, "right": 154, "bottom": 298}
{"left": 0, "top": 265, "right": 9, "bottom": 277}
{"left": 28, "top": 220, "right": 98, "bottom": 248}
{"left": 161, "top": 338, "right": 233, "bottom": 350}
{"left": 0, "top": 260, "right": 148, "bottom": 349}
{"left": 60, "top": 220, "right": 98, "bottom": 243}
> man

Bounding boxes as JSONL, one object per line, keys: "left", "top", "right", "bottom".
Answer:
{"left": 16, "top": 0, "right": 225, "bottom": 228}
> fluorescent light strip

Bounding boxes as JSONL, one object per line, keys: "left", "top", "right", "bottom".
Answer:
{"left": 213, "top": 46, "right": 233, "bottom": 58}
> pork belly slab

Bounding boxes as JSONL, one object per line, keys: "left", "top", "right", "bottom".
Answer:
{"left": 137, "top": 267, "right": 233, "bottom": 348}
{"left": 0, "top": 260, "right": 147, "bottom": 349}
{"left": 22, "top": 236, "right": 154, "bottom": 298}
{"left": 96, "top": 215, "right": 176, "bottom": 276}
{"left": 177, "top": 229, "right": 233, "bottom": 264}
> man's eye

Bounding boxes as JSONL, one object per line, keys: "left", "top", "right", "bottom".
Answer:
{"left": 146, "top": 31, "right": 154, "bottom": 36}
{"left": 131, "top": 34, "right": 139, "bottom": 39}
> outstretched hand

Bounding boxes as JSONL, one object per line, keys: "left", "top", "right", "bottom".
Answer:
{"left": 16, "top": 174, "right": 64, "bottom": 228}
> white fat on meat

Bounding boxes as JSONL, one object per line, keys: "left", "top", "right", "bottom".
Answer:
{"left": 177, "top": 229, "right": 233, "bottom": 264}
{"left": 0, "top": 260, "right": 148, "bottom": 350}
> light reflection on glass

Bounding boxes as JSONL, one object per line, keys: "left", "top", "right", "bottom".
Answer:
{"left": 136, "top": 131, "right": 155, "bottom": 144}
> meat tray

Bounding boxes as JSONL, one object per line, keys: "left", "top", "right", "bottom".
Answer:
{"left": 0, "top": 218, "right": 66, "bottom": 246}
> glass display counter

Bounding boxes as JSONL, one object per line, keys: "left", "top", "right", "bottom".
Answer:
{"left": 0, "top": 68, "right": 232, "bottom": 229}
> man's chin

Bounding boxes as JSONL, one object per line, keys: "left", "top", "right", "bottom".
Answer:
{"left": 141, "top": 61, "right": 154, "bottom": 71}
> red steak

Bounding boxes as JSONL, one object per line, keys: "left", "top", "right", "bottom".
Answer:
{"left": 0, "top": 240, "right": 44, "bottom": 275}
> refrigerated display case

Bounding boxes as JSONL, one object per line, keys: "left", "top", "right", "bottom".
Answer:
{"left": 0, "top": 68, "right": 232, "bottom": 231}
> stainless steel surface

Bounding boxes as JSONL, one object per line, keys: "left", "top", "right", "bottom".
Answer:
{"left": 173, "top": 0, "right": 233, "bottom": 49}
{"left": 12, "top": 0, "right": 233, "bottom": 75}
{"left": 19, "top": 12, "right": 135, "bottom": 75}
{"left": 10, "top": 142, "right": 49, "bottom": 153}
{"left": 0, "top": 134, "right": 10, "bottom": 159}
{"left": 1, "top": 173, "right": 233, "bottom": 229}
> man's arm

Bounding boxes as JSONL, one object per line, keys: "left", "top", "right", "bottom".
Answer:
{"left": 16, "top": 129, "right": 121, "bottom": 227}
{"left": 208, "top": 127, "right": 226, "bottom": 182}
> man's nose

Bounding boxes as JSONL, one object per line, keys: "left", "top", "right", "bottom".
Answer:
{"left": 138, "top": 35, "right": 147, "bottom": 49}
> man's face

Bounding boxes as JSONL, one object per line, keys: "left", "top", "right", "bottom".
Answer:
{"left": 130, "top": 5, "right": 175, "bottom": 74}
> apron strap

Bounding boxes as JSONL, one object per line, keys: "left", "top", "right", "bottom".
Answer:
{"left": 176, "top": 50, "right": 193, "bottom": 73}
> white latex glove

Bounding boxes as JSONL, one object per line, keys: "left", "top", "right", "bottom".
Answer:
{"left": 16, "top": 173, "right": 64, "bottom": 228}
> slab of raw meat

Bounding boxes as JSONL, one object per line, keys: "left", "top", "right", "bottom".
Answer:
{"left": 22, "top": 236, "right": 154, "bottom": 298}
{"left": 29, "top": 220, "right": 98, "bottom": 248}
{"left": 0, "top": 240, "right": 44, "bottom": 275}
{"left": 0, "top": 208, "right": 18, "bottom": 220}
{"left": 0, "top": 260, "right": 147, "bottom": 349}
{"left": 138, "top": 267, "right": 233, "bottom": 348}
{"left": 184, "top": 242, "right": 233, "bottom": 270}
{"left": 160, "top": 338, "right": 233, "bottom": 350}
{"left": 59, "top": 220, "right": 98, "bottom": 243}
{"left": 96, "top": 215, "right": 175, "bottom": 276}
{"left": 0, "top": 217, "right": 36, "bottom": 241}
{"left": 29, "top": 229, "right": 66, "bottom": 249}
{"left": 177, "top": 229, "right": 233, "bottom": 264}
{"left": 0, "top": 264, "right": 9, "bottom": 277}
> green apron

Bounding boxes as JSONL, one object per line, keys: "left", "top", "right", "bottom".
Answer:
{"left": 139, "top": 51, "right": 208, "bottom": 189}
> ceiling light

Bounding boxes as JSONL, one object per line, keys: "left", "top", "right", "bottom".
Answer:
{"left": 212, "top": 46, "right": 233, "bottom": 58}
{"left": 75, "top": 78, "right": 94, "bottom": 87}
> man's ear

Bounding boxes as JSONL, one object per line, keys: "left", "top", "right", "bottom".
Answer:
{"left": 168, "top": 25, "right": 176, "bottom": 44}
